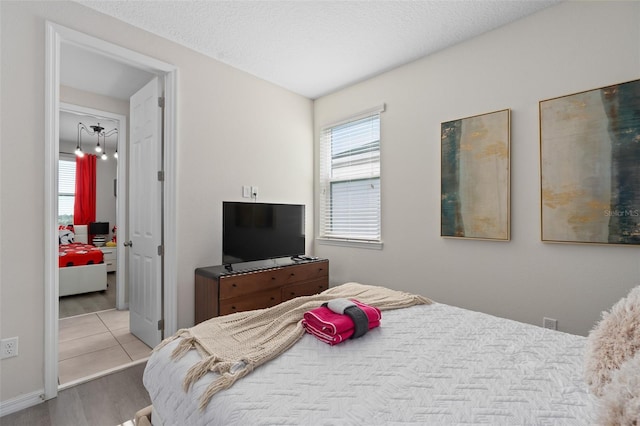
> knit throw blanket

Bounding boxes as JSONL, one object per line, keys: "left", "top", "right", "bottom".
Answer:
{"left": 156, "top": 282, "right": 432, "bottom": 409}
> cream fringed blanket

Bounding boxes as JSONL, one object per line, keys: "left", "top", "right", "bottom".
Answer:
{"left": 155, "top": 282, "right": 431, "bottom": 409}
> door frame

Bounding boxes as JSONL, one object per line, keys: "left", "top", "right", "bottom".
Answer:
{"left": 59, "top": 102, "right": 128, "bottom": 311}
{"left": 44, "top": 21, "right": 178, "bottom": 400}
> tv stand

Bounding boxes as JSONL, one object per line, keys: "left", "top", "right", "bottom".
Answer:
{"left": 194, "top": 258, "right": 329, "bottom": 324}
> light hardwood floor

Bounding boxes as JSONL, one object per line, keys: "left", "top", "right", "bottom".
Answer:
{"left": 0, "top": 363, "right": 151, "bottom": 426}
{"left": 59, "top": 273, "right": 116, "bottom": 319}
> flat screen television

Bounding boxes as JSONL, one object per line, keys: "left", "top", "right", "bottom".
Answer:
{"left": 89, "top": 222, "right": 109, "bottom": 235}
{"left": 222, "top": 202, "right": 305, "bottom": 264}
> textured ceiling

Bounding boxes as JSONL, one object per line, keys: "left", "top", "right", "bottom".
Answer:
{"left": 77, "top": 0, "right": 560, "bottom": 99}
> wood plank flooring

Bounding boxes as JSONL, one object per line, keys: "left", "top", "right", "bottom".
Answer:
{"left": 59, "top": 273, "right": 117, "bottom": 319}
{"left": 1, "top": 363, "right": 151, "bottom": 426}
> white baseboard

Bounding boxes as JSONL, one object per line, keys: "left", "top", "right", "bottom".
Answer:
{"left": 0, "top": 389, "right": 44, "bottom": 417}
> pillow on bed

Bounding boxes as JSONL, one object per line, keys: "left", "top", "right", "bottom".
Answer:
{"left": 584, "top": 285, "right": 640, "bottom": 396}
{"left": 59, "top": 228, "right": 74, "bottom": 245}
{"left": 597, "top": 351, "right": 640, "bottom": 426}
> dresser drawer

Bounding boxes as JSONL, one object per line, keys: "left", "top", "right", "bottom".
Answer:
{"left": 219, "top": 288, "right": 281, "bottom": 315}
{"left": 276, "top": 261, "right": 329, "bottom": 285}
{"left": 104, "top": 260, "right": 116, "bottom": 272}
{"left": 281, "top": 278, "right": 328, "bottom": 302}
{"left": 219, "top": 270, "right": 284, "bottom": 299}
{"left": 100, "top": 247, "right": 116, "bottom": 260}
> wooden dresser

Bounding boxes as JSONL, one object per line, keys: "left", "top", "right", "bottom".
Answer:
{"left": 194, "top": 259, "right": 329, "bottom": 324}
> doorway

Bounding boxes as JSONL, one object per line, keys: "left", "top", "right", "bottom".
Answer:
{"left": 44, "top": 22, "right": 178, "bottom": 400}
{"left": 56, "top": 105, "right": 151, "bottom": 386}
{"left": 58, "top": 104, "right": 127, "bottom": 313}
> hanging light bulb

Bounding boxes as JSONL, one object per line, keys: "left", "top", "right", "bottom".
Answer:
{"left": 90, "top": 124, "right": 104, "bottom": 153}
{"left": 104, "top": 128, "right": 119, "bottom": 160}
{"left": 100, "top": 134, "right": 108, "bottom": 160}
{"left": 76, "top": 123, "right": 85, "bottom": 157}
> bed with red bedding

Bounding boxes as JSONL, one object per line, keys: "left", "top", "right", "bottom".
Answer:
{"left": 58, "top": 243, "right": 104, "bottom": 267}
{"left": 58, "top": 227, "right": 107, "bottom": 297}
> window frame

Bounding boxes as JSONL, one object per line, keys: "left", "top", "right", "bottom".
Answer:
{"left": 318, "top": 104, "right": 384, "bottom": 250}
{"left": 58, "top": 155, "right": 76, "bottom": 225}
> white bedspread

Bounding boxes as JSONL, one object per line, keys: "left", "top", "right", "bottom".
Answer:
{"left": 143, "top": 303, "right": 596, "bottom": 425}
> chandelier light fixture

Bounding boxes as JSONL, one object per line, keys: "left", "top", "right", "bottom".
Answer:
{"left": 76, "top": 122, "right": 118, "bottom": 160}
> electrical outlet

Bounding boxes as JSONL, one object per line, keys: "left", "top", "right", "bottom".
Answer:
{"left": 543, "top": 317, "right": 557, "bottom": 330}
{"left": 251, "top": 186, "right": 259, "bottom": 199}
{"left": 1, "top": 337, "right": 19, "bottom": 359}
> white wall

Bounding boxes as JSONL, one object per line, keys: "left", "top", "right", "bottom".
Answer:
{"left": 60, "top": 86, "right": 129, "bottom": 120}
{"left": 314, "top": 1, "right": 640, "bottom": 337}
{"left": 0, "top": 0, "right": 312, "bottom": 404}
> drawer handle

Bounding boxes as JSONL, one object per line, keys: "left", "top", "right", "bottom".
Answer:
{"left": 290, "top": 292, "right": 296, "bottom": 296}
{"left": 290, "top": 273, "right": 295, "bottom": 277}
{"left": 270, "top": 297, "right": 275, "bottom": 301}
{"left": 318, "top": 268, "right": 323, "bottom": 272}
{"left": 231, "top": 306, "right": 236, "bottom": 310}
{"left": 232, "top": 283, "right": 237, "bottom": 287}
{"left": 271, "top": 277, "right": 276, "bottom": 280}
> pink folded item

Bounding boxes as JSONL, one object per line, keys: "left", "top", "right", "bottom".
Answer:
{"left": 303, "top": 319, "right": 381, "bottom": 345}
{"left": 302, "top": 299, "right": 381, "bottom": 345}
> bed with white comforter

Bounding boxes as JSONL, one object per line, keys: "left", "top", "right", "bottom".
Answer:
{"left": 144, "top": 301, "right": 596, "bottom": 425}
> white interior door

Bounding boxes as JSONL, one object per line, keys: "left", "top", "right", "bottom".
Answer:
{"left": 129, "top": 76, "right": 163, "bottom": 348}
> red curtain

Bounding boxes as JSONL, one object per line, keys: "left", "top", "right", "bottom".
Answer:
{"left": 74, "top": 154, "right": 96, "bottom": 225}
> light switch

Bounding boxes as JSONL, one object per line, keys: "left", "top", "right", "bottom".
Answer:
{"left": 242, "top": 186, "right": 251, "bottom": 198}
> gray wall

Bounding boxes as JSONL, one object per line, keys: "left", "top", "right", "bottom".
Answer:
{"left": 314, "top": 0, "right": 640, "bottom": 337}
{"left": 0, "top": 0, "right": 313, "bottom": 403}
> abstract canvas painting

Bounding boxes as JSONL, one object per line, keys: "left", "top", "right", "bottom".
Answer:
{"left": 441, "top": 109, "right": 510, "bottom": 240}
{"left": 540, "top": 79, "right": 640, "bottom": 245}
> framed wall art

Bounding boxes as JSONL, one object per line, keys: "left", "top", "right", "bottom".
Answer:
{"left": 540, "top": 79, "right": 640, "bottom": 245}
{"left": 441, "top": 109, "right": 511, "bottom": 241}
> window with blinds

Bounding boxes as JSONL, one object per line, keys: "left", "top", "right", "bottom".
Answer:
{"left": 59, "top": 159, "right": 75, "bottom": 224}
{"left": 319, "top": 105, "right": 383, "bottom": 243}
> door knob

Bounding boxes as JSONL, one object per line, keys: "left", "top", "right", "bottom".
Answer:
{"left": 123, "top": 241, "right": 133, "bottom": 247}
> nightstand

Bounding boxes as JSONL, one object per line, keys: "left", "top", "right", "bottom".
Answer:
{"left": 99, "top": 246, "right": 117, "bottom": 273}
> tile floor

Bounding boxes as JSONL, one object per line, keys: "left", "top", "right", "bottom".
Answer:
{"left": 58, "top": 309, "right": 152, "bottom": 385}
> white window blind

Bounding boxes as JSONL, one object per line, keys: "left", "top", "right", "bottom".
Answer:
{"left": 319, "top": 106, "right": 383, "bottom": 243}
{"left": 59, "top": 159, "right": 75, "bottom": 224}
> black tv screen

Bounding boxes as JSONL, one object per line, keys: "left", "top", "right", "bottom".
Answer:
{"left": 222, "top": 202, "right": 305, "bottom": 264}
{"left": 89, "top": 222, "right": 109, "bottom": 235}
